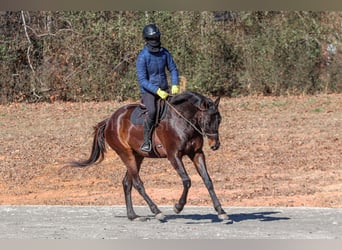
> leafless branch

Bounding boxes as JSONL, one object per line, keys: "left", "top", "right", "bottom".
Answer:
{"left": 21, "top": 10, "right": 43, "bottom": 101}
{"left": 21, "top": 11, "right": 35, "bottom": 74}
{"left": 25, "top": 25, "right": 78, "bottom": 38}
{"left": 21, "top": 11, "right": 32, "bottom": 45}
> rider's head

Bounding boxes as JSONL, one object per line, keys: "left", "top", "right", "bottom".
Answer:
{"left": 142, "top": 24, "right": 161, "bottom": 53}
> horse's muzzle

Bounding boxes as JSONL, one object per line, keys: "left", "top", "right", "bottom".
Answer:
{"left": 208, "top": 135, "right": 220, "bottom": 151}
{"left": 210, "top": 141, "right": 220, "bottom": 150}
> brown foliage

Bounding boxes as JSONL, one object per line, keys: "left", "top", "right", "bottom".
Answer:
{"left": 0, "top": 11, "right": 341, "bottom": 103}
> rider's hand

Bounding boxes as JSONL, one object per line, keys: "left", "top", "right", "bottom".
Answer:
{"left": 156, "top": 88, "right": 169, "bottom": 100}
{"left": 171, "top": 85, "right": 180, "bottom": 94}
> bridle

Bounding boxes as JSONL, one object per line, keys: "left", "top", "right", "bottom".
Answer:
{"left": 165, "top": 99, "right": 219, "bottom": 138}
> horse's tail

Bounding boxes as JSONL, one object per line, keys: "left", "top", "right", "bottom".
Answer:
{"left": 70, "top": 118, "right": 108, "bottom": 167}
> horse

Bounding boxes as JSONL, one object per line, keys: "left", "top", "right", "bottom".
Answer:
{"left": 71, "top": 90, "right": 228, "bottom": 221}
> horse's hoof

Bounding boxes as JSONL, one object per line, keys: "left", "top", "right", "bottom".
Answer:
{"left": 132, "top": 216, "right": 149, "bottom": 222}
{"left": 218, "top": 213, "right": 229, "bottom": 220}
{"left": 173, "top": 205, "right": 182, "bottom": 214}
{"left": 155, "top": 213, "right": 166, "bottom": 221}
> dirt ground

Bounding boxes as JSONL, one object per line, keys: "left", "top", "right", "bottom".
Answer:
{"left": 0, "top": 94, "right": 341, "bottom": 208}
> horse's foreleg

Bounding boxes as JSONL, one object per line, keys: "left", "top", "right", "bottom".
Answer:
{"left": 169, "top": 155, "right": 191, "bottom": 214}
{"left": 191, "top": 151, "right": 228, "bottom": 220}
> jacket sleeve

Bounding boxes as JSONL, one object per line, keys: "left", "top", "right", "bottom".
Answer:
{"left": 136, "top": 52, "right": 159, "bottom": 94}
{"left": 166, "top": 51, "right": 179, "bottom": 86}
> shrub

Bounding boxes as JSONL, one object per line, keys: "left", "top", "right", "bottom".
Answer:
{"left": 0, "top": 11, "right": 341, "bottom": 103}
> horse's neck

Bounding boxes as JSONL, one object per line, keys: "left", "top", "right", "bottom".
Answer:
{"left": 169, "top": 102, "right": 199, "bottom": 123}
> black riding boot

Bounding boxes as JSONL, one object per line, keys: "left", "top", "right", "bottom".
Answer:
{"left": 141, "top": 118, "right": 154, "bottom": 152}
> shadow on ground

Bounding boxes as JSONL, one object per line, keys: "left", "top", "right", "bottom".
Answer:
{"left": 164, "top": 211, "right": 290, "bottom": 224}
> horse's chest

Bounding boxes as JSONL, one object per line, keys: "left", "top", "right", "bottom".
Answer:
{"left": 185, "top": 137, "right": 203, "bottom": 152}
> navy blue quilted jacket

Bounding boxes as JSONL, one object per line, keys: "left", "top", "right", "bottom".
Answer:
{"left": 136, "top": 45, "right": 179, "bottom": 94}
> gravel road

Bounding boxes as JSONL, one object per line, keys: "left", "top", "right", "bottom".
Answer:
{"left": 0, "top": 205, "right": 341, "bottom": 239}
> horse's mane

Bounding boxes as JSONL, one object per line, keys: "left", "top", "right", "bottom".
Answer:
{"left": 170, "top": 90, "right": 212, "bottom": 109}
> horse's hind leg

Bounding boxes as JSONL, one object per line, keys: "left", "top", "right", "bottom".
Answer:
{"left": 132, "top": 172, "right": 165, "bottom": 221}
{"left": 122, "top": 154, "right": 164, "bottom": 221}
{"left": 122, "top": 171, "right": 139, "bottom": 220}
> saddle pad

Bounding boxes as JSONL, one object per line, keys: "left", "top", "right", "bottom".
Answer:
{"left": 130, "top": 105, "right": 147, "bottom": 125}
{"left": 130, "top": 101, "right": 168, "bottom": 126}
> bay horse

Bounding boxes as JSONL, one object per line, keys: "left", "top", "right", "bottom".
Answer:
{"left": 71, "top": 90, "right": 228, "bottom": 221}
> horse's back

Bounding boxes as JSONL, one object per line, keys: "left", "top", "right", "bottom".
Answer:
{"left": 105, "top": 103, "right": 143, "bottom": 152}
{"left": 108, "top": 103, "right": 139, "bottom": 122}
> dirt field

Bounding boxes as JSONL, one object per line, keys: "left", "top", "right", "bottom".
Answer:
{"left": 0, "top": 94, "right": 341, "bottom": 208}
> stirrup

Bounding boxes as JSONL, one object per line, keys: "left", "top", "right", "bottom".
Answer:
{"left": 141, "top": 141, "right": 152, "bottom": 152}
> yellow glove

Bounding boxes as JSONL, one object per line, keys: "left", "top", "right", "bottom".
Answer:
{"left": 156, "top": 88, "right": 169, "bottom": 100}
{"left": 171, "top": 85, "right": 180, "bottom": 94}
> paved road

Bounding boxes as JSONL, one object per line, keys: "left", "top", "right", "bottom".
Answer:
{"left": 0, "top": 205, "right": 341, "bottom": 239}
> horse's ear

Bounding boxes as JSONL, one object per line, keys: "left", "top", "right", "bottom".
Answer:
{"left": 214, "top": 96, "right": 220, "bottom": 107}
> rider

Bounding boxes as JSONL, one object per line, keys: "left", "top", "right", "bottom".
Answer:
{"left": 136, "top": 23, "right": 180, "bottom": 152}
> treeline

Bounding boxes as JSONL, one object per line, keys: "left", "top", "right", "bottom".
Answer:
{"left": 0, "top": 11, "right": 341, "bottom": 103}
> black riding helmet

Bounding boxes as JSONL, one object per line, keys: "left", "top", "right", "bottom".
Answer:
{"left": 142, "top": 23, "right": 161, "bottom": 40}
{"left": 143, "top": 24, "right": 161, "bottom": 53}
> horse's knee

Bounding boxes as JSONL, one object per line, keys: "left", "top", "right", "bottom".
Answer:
{"left": 204, "top": 179, "right": 213, "bottom": 190}
{"left": 204, "top": 177, "right": 215, "bottom": 191}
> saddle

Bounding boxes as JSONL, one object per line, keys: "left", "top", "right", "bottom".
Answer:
{"left": 130, "top": 99, "right": 168, "bottom": 126}
{"left": 130, "top": 99, "right": 169, "bottom": 157}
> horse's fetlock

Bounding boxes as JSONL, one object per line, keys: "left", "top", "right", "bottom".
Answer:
{"left": 183, "top": 179, "right": 191, "bottom": 188}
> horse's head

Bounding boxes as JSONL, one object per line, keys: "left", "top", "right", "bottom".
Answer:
{"left": 199, "top": 96, "right": 221, "bottom": 151}
{"left": 169, "top": 91, "right": 222, "bottom": 150}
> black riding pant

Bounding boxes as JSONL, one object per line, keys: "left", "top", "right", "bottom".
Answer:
{"left": 141, "top": 92, "right": 158, "bottom": 122}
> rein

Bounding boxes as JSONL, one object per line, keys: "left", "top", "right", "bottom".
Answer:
{"left": 165, "top": 99, "right": 217, "bottom": 137}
